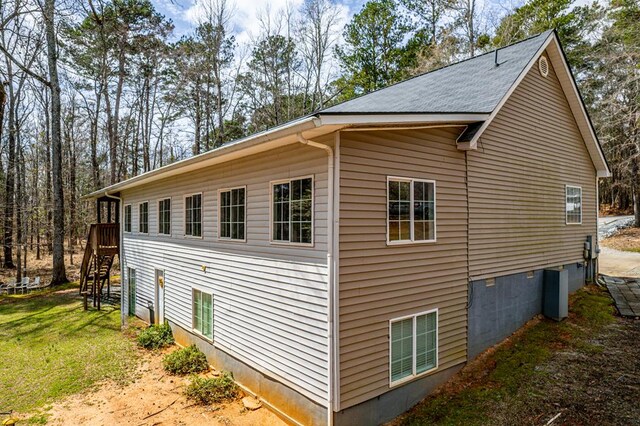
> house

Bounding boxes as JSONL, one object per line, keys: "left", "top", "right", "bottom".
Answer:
{"left": 83, "top": 30, "right": 609, "bottom": 426}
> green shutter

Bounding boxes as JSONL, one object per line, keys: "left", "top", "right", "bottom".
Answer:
{"left": 416, "top": 312, "right": 437, "bottom": 374}
{"left": 391, "top": 318, "right": 413, "bottom": 382}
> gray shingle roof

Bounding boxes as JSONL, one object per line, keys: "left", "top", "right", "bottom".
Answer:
{"left": 321, "top": 30, "right": 552, "bottom": 115}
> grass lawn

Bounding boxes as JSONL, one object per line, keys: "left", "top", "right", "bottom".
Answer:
{"left": 0, "top": 284, "right": 138, "bottom": 417}
{"left": 398, "top": 286, "right": 619, "bottom": 425}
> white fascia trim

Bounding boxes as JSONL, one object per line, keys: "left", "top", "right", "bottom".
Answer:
{"left": 84, "top": 116, "right": 322, "bottom": 199}
{"left": 318, "top": 113, "right": 490, "bottom": 126}
{"left": 545, "top": 37, "right": 610, "bottom": 178}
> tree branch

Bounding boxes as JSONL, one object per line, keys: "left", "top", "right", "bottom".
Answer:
{"left": 0, "top": 42, "right": 50, "bottom": 87}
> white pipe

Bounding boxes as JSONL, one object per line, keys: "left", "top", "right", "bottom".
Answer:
{"left": 103, "top": 191, "right": 125, "bottom": 328}
{"left": 297, "top": 133, "right": 335, "bottom": 426}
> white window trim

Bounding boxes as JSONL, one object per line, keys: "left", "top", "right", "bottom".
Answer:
{"left": 565, "top": 184, "right": 582, "bottom": 225}
{"left": 386, "top": 176, "right": 437, "bottom": 245}
{"left": 157, "top": 197, "right": 172, "bottom": 236}
{"left": 184, "top": 192, "right": 204, "bottom": 239}
{"left": 217, "top": 186, "right": 247, "bottom": 243}
{"left": 269, "top": 175, "right": 315, "bottom": 247}
{"left": 138, "top": 200, "right": 149, "bottom": 235}
{"left": 191, "top": 288, "right": 213, "bottom": 342}
{"left": 389, "top": 308, "right": 439, "bottom": 387}
{"left": 123, "top": 204, "right": 132, "bottom": 234}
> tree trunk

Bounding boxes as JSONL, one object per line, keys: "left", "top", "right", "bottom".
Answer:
{"left": 44, "top": 90, "right": 52, "bottom": 254}
{"left": 3, "top": 64, "right": 16, "bottom": 269}
{"left": 16, "top": 144, "right": 22, "bottom": 281}
{"left": 45, "top": 0, "right": 68, "bottom": 285}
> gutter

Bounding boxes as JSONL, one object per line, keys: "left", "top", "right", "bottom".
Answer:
{"left": 83, "top": 116, "right": 321, "bottom": 199}
{"left": 296, "top": 133, "right": 336, "bottom": 426}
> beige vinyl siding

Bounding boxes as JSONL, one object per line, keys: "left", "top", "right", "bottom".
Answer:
{"left": 121, "top": 141, "right": 331, "bottom": 404}
{"left": 467, "top": 50, "right": 597, "bottom": 279}
{"left": 338, "top": 128, "right": 468, "bottom": 409}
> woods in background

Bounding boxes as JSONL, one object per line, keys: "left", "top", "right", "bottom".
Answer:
{"left": 0, "top": 0, "right": 638, "bottom": 281}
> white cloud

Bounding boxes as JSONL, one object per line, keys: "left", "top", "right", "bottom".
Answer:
{"left": 184, "top": 0, "right": 309, "bottom": 46}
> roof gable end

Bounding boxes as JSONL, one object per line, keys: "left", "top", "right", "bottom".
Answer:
{"left": 466, "top": 32, "right": 610, "bottom": 177}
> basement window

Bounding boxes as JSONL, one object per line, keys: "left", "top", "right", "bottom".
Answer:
{"left": 566, "top": 185, "right": 582, "bottom": 225}
{"left": 271, "top": 177, "right": 313, "bottom": 245}
{"left": 124, "top": 205, "right": 132, "bottom": 233}
{"left": 219, "top": 187, "right": 246, "bottom": 241}
{"left": 185, "top": 193, "right": 202, "bottom": 237}
{"left": 193, "top": 289, "right": 213, "bottom": 340}
{"left": 390, "top": 309, "right": 438, "bottom": 385}
{"left": 388, "top": 177, "right": 436, "bottom": 244}
{"left": 138, "top": 202, "right": 149, "bottom": 234}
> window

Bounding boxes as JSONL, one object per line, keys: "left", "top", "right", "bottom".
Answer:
{"left": 185, "top": 194, "right": 202, "bottom": 237}
{"left": 124, "top": 205, "right": 132, "bottom": 233}
{"left": 193, "top": 289, "right": 213, "bottom": 340}
{"left": 219, "top": 187, "right": 246, "bottom": 240}
{"left": 139, "top": 202, "right": 149, "bottom": 234}
{"left": 158, "top": 198, "right": 171, "bottom": 235}
{"left": 566, "top": 185, "right": 582, "bottom": 225}
{"left": 390, "top": 310, "right": 438, "bottom": 384}
{"left": 272, "top": 177, "right": 313, "bottom": 244}
{"left": 388, "top": 178, "right": 435, "bottom": 243}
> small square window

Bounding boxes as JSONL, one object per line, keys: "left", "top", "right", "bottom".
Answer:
{"left": 271, "top": 177, "right": 313, "bottom": 244}
{"left": 388, "top": 178, "right": 436, "bottom": 243}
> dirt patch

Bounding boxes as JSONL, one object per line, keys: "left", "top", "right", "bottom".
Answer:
{"left": 0, "top": 245, "right": 85, "bottom": 284}
{"left": 41, "top": 347, "right": 284, "bottom": 426}
{"left": 602, "top": 227, "right": 640, "bottom": 253}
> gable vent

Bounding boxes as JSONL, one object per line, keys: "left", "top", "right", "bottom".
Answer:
{"left": 539, "top": 56, "right": 549, "bottom": 77}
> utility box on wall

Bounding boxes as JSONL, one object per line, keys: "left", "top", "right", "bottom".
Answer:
{"left": 543, "top": 268, "right": 568, "bottom": 321}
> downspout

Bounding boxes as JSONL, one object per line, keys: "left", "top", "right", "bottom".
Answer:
{"left": 296, "top": 133, "right": 336, "bottom": 426}
{"left": 103, "top": 191, "right": 125, "bottom": 328}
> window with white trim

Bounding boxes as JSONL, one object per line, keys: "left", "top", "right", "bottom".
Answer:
{"left": 185, "top": 194, "right": 202, "bottom": 237}
{"left": 566, "top": 185, "right": 582, "bottom": 224}
{"left": 272, "top": 177, "right": 313, "bottom": 244}
{"left": 158, "top": 198, "right": 171, "bottom": 235}
{"left": 388, "top": 178, "right": 435, "bottom": 243}
{"left": 124, "top": 205, "right": 132, "bottom": 233}
{"left": 219, "top": 187, "right": 245, "bottom": 240}
{"left": 192, "top": 289, "right": 213, "bottom": 340}
{"left": 138, "top": 202, "right": 149, "bottom": 234}
{"left": 390, "top": 310, "right": 438, "bottom": 384}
